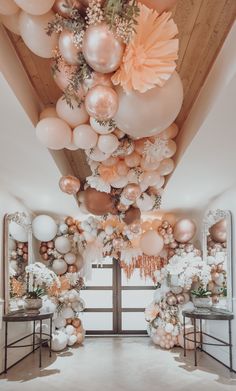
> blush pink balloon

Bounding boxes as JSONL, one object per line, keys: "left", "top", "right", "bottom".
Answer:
{"left": 56, "top": 96, "right": 89, "bottom": 128}
{"left": 0, "top": 10, "right": 20, "bottom": 34}
{"left": 163, "top": 140, "right": 177, "bottom": 158}
{"left": 90, "top": 117, "right": 115, "bottom": 134}
{"left": 83, "top": 72, "right": 113, "bottom": 92}
{"left": 140, "top": 230, "right": 164, "bottom": 256}
{"left": 73, "top": 124, "right": 98, "bottom": 150}
{"left": 102, "top": 156, "right": 118, "bottom": 167}
{"left": 158, "top": 158, "right": 175, "bottom": 175}
{"left": 19, "top": 11, "right": 58, "bottom": 58}
{"left": 82, "top": 23, "right": 125, "bottom": 73}
{"left": 40, "top": 107, "right": 58, "bottom": 120}
{"left": 0, "top": 0, "right": 19, "bottom": 15}
{"left": 125, "top": 151, "right": 141, "bottom": 168}
{"left": 134, "top": 138, "right": 149, "bottom": 154}
{"left": 85, "top": 85, "right": 119, "bottom": 121}
{"left": 173, "top": 219, "right": 196, "bottom": 243}
{"left": 97, "top": 134, "right": 119, "bottom": 154}
{"left": 15, "top": 0, "right": 55, "bottom": 15}
{"left": 140, "top": 158, "right": 160, "bottom": 171}
{"left": 141, "top": 171, "right": 162, "bottom": 187}
{"left": 59, "top": 30, "right": 82, "bottom": 65}
{"left": 160, "top": 123, "right": 179, "bottom": 140}
{"left": 52, "top": 58, "right": 77, "bottom": 91}
{"left": 116, "top": 160, "right": 129, "bottom": 176}
{"left": 209, "top": 219, "right": 227, "bottom": 243}
{"left": 115, "top": 72, "right": 183, "bottom": 139}
{"left": 36, "top": 117, "right": 72, "bottom": 150}
{"left": 59, "top": 175, "right": 81, "bottom": 195}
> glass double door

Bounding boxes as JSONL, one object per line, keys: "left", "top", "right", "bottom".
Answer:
{"left": 80, "top": 258, "right": 155, "bottom": 334}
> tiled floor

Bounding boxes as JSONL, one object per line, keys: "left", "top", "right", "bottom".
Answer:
{"left": 0, "top": 337, "right": 236, "bottom": 391}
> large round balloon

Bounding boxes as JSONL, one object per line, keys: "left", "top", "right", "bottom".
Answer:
{"left": 56, "top": 97, "right": 88, "bottom": 128}
{"left": 84, "top": 187, "right": 117, "bottom": 216}
{"left": 173, "top": 218, "right": 196, "bottom": 243}
{"left": 82, "top": 23, "right": 125, "bottom": 73}
{"left": 55, "top": 236, "right": 71, "bottom": 254}
{"left": 15, "top": 0, "right": 55, "bottom": 15}
{"left": 209, "top": 219, "right": 227, "bottom": 243}
{"left": 19, "top": 11, "right": 57, "bottom": 58}
{"left": 52, "top": 259, "right": 68, "bottom": 275}
{"left": 139, "top": 0, "right": 178, "bottom": 13}
{"left": 0, "top": 0, "right": 19, "bottom": 15}
{"left": 114, "top": 72, "right": 183, "bottom": 138}
{"left": 9, "top": 222, "right": 28, "bottom": 242}
{"left": 36, "top": 117, "right": 71, "bottom": 150}
{"left": 32, "top": 215, "right": 57, "bottom": 241}
{"left": 140, "top": 230, "right": 164, "bottom": 256}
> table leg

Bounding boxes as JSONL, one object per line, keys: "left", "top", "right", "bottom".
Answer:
{"left": 200, "top": 319, "right": 203, "bottom": 351}
{"left": 194, "top": 318, "right": 197, "bottom": 367}
{"left": 33, "top": 320, "right": 36, "bottom": 352}
{"left": 4, "top": 321, "right": 8, "bottom": 373}
{"left": 39, "top": 319, "right": 42, "bottom": 368}
{"left": 49, "top": 317, "right": 52, "bottom": 358}
{"left": 183, "top": 315, "right": 186, "bottom": 357}
{"left": 229, "top": 320, "right": 232, "bottom": 372}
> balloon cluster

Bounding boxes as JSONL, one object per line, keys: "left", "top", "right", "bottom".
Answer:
{"left": 9, "top": 239, "right": 28, "bottom": 277}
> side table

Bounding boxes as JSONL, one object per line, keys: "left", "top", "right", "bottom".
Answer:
{"left": 3, "top": 311, "right": 53, "bottom": 373}
{"left": 183, "top": 309, "right": 234, "bottom": 371}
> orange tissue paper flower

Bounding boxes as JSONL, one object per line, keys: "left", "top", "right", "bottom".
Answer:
{"left": 112, "top": 4, "right": 179, "bottom": 93}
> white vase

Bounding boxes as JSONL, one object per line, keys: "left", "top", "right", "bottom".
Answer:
{"left": 192, "top": 297, "right": 212, "bottom": 310}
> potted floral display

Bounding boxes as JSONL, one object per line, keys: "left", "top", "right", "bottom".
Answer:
{"left": 24, "top": 287, "right": 45, "bottom": 314}
{"left": 191, "top": 285, "right": 212, "bottom": 312}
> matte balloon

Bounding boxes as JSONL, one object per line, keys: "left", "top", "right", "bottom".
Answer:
{"left": 66, "top": 141, "right": 79, "bottom": 151}
{"left": 0, "top": 0, "right": 19, "bottom": 15}
{"left": 84, "top": 187, "right": 117, "bottom": 215}
{"left": 59, "top": 30, "right": 82, "bottom": 65}
{"left": 140, "top": 158, "right": 160, "bottom": 172}
{"left": 64, "top": 252, "right": 76, "bottom": 265}
{"left": 19, "top": 11, "right": 58, "bottom": 58}
{"left": 209, "top": 219, "right": 227, "bottom": 243}
{"left": 40, "top": 107, "right": 58, "bottom": 120}
{"left": 55, "top": 236, "right": 71, "bottom": 254}
{"left": 83, "top": 72, "right": 113, "bottom": 92}
{"left": 97, "top": 134, "right": 119, "bottom": 154}
{"left": 36, "top": 117, "right": 72, "bottom": 150}
{"left": 0, "top": 10, "right": 20, "bottom": 34}
{"left": 15, "top": 0, "right": 55, "bottom": 15}
{"left": 115, "top": 72, "right": 183, "bottom": 138}
{"left": 139, "top": 0, "right": 177, "bottom": 13}
{"left": 116, "top": 161, "right": 129, "bottom": 176}
{"left": 124, "top": 151, "right": 141, "bottom": 168}
{"left": 85, "top": 85, "right": 119, "bottom": 121}
{"left": 140, "top": 230, "right": 164, "bottom": 256}
{"left": 73, "top": 125, "right": 98, "bottom": 149}
{"left": 53, "top": 0, "right": 85, "bottom": 18}
{"left": 158, "top": 158, "right": 175, "bottom": 176}
{"left": 9, "top": 222, "right": 28, "bottom": 242}
{"left": 59, "top": 175, "right": 81, "bottom": 195}
{"left": 56, "top": 97, "right": 88, "bottom": 127}
{"left": 83, "top": 23, "right": 125, "bottom": 73}
{"left": 160, "top": 123, "right": 179, "bottom": 140}
{"left": 136, "top": 194, "right": 155, "bottom": 211}
{"left": 32, "top": 215, "right": 57, "bottom": 241}
{"left": 90, "top": 117, "right": 115, "bottom": 134}
{"left": 52, "top": 58, "right": 77, "bottom": 91}
{"left": 141, "top": 171, "right": 161, "bottom": 187}
{"left": 173, "top": 218, "right": 196, "bottom": 243}
{"left": 123, "top": 207, "right": 141, "bottom": 225}
{"left": 52, "top": 259, "right": 68, "bottom": 275}
{"left": 85, "top": 146, "right": 110, "bottom": 162}
{"left": 110, "top": 176, "right": 128, "bottom": 189}
{"left": 163, "top": 139, "right": 177, "bottom": 158}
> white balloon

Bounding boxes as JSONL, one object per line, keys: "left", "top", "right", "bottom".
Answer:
{"left": 90, "top": 117, "right": 115, "bottom": 134}
{"left": 52, "top": 259, "right": 68, "bottom": 275}
{"left": 51, "top": 331, "right": 68, "bottom": 351}
{"left": 136, "top": 194, "right": 155, "bottom": 211}
{"left": 32, "top": 215, "right": 57, "bottom": 241}
{"left": 55, "top": 236, "right": 71, "bottom": 254}
{"left": 64, "top": 252, "right": 76, "bottom": 265}
{"left": 67, "top": 334, "right": 77, "bottom": 346}
{"left": 59, "top": 223, "right": 69, "bottom": 235}
{"left": 61, "top": 307, "right": 74, "bottom": 319}
{"left": 9, "top": 221, "right": 28, "bottom": 242}
{"left": 65, "top": 325, "right": 75, "bottom": 335}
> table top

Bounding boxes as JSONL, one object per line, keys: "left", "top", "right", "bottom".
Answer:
{"left": 183, "top": 309, "right": 234, "bottom": 320}
{"left": 3, "top": 311, "right": 54, "bottom": 322}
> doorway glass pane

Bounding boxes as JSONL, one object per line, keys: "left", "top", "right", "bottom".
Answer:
{"left": 81, "top": 312, "right": 113, "bottom": 331}
{"left": 80, "top": 290, "right": 113, "bottom": 308}
{"left": 122, "top": 312, "right": 147, "bottom": 331}
{"left": 121, "top": 269, "right": 155, "bottom": 286}
{"left": 121, "top": 290, "right": 154, "bottom": 308}
{"left": 86, "top": 269, "right": 113, "bottom": 286}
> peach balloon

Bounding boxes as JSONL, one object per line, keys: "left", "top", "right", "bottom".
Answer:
{"left": 173, "top": 218, "right": 196, "bottom": 243}
{"left": 15, "top": 0, "right": 55, "bottom": 15}
{"left": 19, "top": 11, "right": 57, "bottom": 58}
{"left": 73, "top": 124, "right": 98, "bottom": 149}
{"left": 36, "top": 117, "right": 72, "bottom": 150}
{"left": 40, "top": 107, "right": 58, "bottom": 120}
{"left": 125, "top": 151, "right": 141, "bottom": 168}
{"left": 117, "top": 161, "right": 129, "bottom": 176}
{"left": 122, "top": 183, "right": 142, "bottom": 201}
{"left": 83, "top": 72, "right": 113, "bottom": 92}
{"left": 209, "top": 219, "right": 227, "bottom": 243}
{"left": 0, "top": 10, "right": 20, "bottom": 34}
{"left": 85, "top": 85, "right": 119, "bottom": 121}
{"left": 134, "top": 138, "right": 148, "bottom": 154}
{"left": 83, "top": 23, "right": 125, "bottom": 73}
{"left": 141, "top": 171, "right": 161, "bottom": 187}
{"left": 102, "top": 156, "right": 118, "bottom": 167}
{"left": 53, "top": 0, "right": 86, "bottom": 18}
{"left": 56, "top": 97, "right": 88, "bottom": 128}
{"left": 97, "top": 134, "right": 119, "bottom": 154}
{"left": 139, "top": 0, "right": 177, "bottom": 13}
{"left": 160, "top": 123, "right": 179, "bottom": 140}
{"left": 163, "top": 139, "right": 177, "bottom": 158}
{"left": 158, "top": 158, "right": 175, "bottom": 176}
{"left": 140, "top": 230, "right": 164, "bottom": 256}
{"left": 59, "top": 30, "right": 82, "bottom": 65}
{"left": 140, "top": 158, "right": 160, "bottom": 171}
{"left": 90, "top": 117, "right": 115, "bottom": 134}
{"left": 0, "top": 0, "right": 19, "bottom": 15}
{"left": 59, "top": 175, "right": 81, "bottom": 195}
{"left": 115, "top": 72, "right": 183, "bottom": 138}
{"left": 52, "top": 58, "right": 77, "bottom": 91}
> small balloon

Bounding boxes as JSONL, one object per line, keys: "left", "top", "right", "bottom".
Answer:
{"left": 123, "top": 207, "right": 141, "bottom": 225}
{"left": 53, "top": 0, "right": 86, "bottom": 18}
{"left": 59, "top": 175, "right": 81, "bottom": 195}
{"left": 59, "top": 29, "right": 82, "bottom": 65}
{"left": 85, "top": 85, "right": 119, "bottom": 121}
{"left": 209, "top": 219, "right": 227, "bottom": 243}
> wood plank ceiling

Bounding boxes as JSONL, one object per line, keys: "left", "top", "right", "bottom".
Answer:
{"left": 5, "top": 0, "right": 236, "bottom": 180}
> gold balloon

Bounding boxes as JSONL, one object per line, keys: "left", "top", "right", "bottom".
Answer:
{"left": 59, "top": 30, "right": 82, "bottom": 65}
{"left": 82, "top": 23, "right": 125, "bottom": 73}
{"left": 173, "top": 218, "right": 196, "bottom": 243}
{"left": 72, "top": 318, "right": 81, "bottom": 328}
{"left": 53, "top": 0, "right": 86, "bottom": 18}
{"left": 85, "top": 85, "right": 119, "bottom": 121}
{"left": 209, "top": 218, "right": 227, "bottom": 243}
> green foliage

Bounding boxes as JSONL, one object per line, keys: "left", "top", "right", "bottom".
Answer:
{"left": 191, "top": 286, "right": 212, "bottom": 298}
{"left": 25, "top": 287, "right": 44, "bottom": 299}
{"left": 95, "top": 118, "right": 116, "bottom": 131}
{"left": 104, "top": 0, "right": 140, "bottom": 36}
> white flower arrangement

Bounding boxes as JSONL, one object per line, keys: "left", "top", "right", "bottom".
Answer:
{"left": 86, "top": 175, "right": 111, "bottom": 193}
{"left": 165, "top": 252, "right": 211, "bottom": 289}
{"left": 25, "top": 262, "right": 61, "bottom": 289}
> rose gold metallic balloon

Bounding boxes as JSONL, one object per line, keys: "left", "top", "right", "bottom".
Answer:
{"left": 85, "top": 85, "right": 119, "bottom": 121}
{"left": 42, "top": 253, "right": 49, "bottom": 261}
{"left": 166, "top": 295, "right": 177, "bottom": 306}
{"left": 59, "top": 30, "right": 82, "bottom": 65}
{"left": 68, "top": 265, "right": 78, "bottom": 273}
{"left": 209, "top": 218, "right": 227, "bottom": 243}
{"left": 123, "top": 207, "right": 141, "bottom": 225}
{"left": 59, "top": 175, "right": 81, "bottom": 195}
{"left": 72, "top": 318, "right": 81, "bottom": 328}
{"left": 122, "top": 183, "right": 142, "bottom": 202}
{"left": 82, "top": 23, "right": 125, "bottom": 73}
{"left": 84, "top": 187, "right": 118, "bottom": 216}
{"left": 52, "top": 58, "right": 77, "bottom": 91}
{"left": 40, "top": 246, "right": 48, "bottom": 254}
{"left": 173, "top": 218, "right": 196, "bottom": 244}
{"left": 176, "top": 294, "right": 185, "bottom": 305}
{"left": 53, "top": 0, "right": 86, "bottom": 18}
{"left": 47, "top": 241, "right": 55, "bottom": 248}
{"left": 83, "top": 72, "right": 113, "bottom": 92}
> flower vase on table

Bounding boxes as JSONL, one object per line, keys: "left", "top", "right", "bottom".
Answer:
{"left": 191, "top": 286, "right": 212, "bottom": 314}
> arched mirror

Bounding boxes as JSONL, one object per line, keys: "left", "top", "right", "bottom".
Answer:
{"left": 3, "top": 212, "right": 32, "bottom": 314}
{"left": 203, "top": 209, "right": 232, "bottom": 312}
